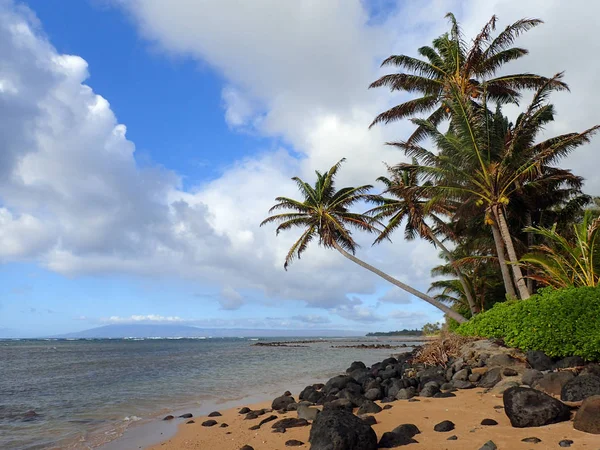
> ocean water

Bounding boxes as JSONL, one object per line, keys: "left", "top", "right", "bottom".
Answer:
{"left": 0, "top": 337, "right": 421, "bottom": 450}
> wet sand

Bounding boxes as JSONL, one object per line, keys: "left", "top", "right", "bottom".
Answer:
{"left": 147, "top": 388, "right": 598, "bottom": 449}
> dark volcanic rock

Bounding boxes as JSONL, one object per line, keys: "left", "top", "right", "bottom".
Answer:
{"left": 526, "top": 351, "right": 553, "bottom": 371}
{"left": 522, "top": 369, "right": 543, "bottom": 387}
{"left": 533, "top": 371, "right": 575, "bottom": 396}
{"left": 245, "top": 412, "right": 260, "bottom": 420}
{"left": 346, "top": 361, "right": 367, "bottom": 373}
{"left": 502, "top": 368, "right": 518, "bottom": 377}
{"left": 179, "top": 413, "right": 193, "bottom": 418}
{"left": 503, "top": 387, "right": 571, "bottom": 427}
{"left": 573, "top": 395, "right": 600, "bottom": 434}
{"left": 479, "top": 367, "right": 502, "bottom": 388}
{"left": 488, "top": 353, "right": 517, "bottom": 367}
{"left": 561, "top": 374, "right": 600, "bottom": 402}
{"left": 220, "top": 423, "right": 229, "bottom": 428}
{"left": 249, "top": 424, "right": 260, "bottom": 430}
{"left": 521, "top": 437, "right": 541, "bottom": 443}
{"left": 396, "top": 387, "right": 416, "bottom": 400}
{"left": 324, "top": 375, "right": 359, "bottom": 394}
{"left": 377, "top": 431, "right": 417, "bottom": 447}
{"left": 323, "top": 398, "right": 354, "bottom": 412}
{"left": 418, "top": 366, "right": 446, "bottom": 386}
{"left": 419, "top": 382, "right": 440, "bottom": 398}
{"left": 162, "top": 415, "right": 174, "bottom": 421}
{"left": 433, "top": 420, "right": 455, "bottom": 432}
{"left": 469, "top": 373, "right": 482, "bottom": 383}
{"left": 555, "top": 356, "right": 585, "bottom": 369}
{"left": 208, "top": 411, "right": 222, "bottom": 417}
{"left": 382, "top": 405, "right": 393, "bottom": 410}
{"left": 434, "top": 392, "right": 456, "bottom": 398}
{"left": 392, "top": 424, "right": 420, "bottom": 437}
{"left": 259, "top": 415, "right": 278, "bottom": 427}
{"left": 201, "top": 420, "right": 218, "bottom": 427}
{"left": 559, "top": 440, "right": 574, "bottom": 447}
{"left": 364, "top": 388, "right": 382, "bottom": 401}
{"left": 452, "top": 368, "right": 470, "bottom": 381}
{"left": 480, "top": 418, "right": 498, "bottom": 426}
{"left": 309, "top": 409, "right": 377, "bottom": 450}
{"left": 186, "top": 420, "right": 195, "bottom": 424}
{"left": 240, "top": 446, "right": 254, "bottom": 450}
{"left": 361, "top": 415, "right": 377, "bottom": 426}
{"left": 272, "top": 395, "right": 296, "bottom": 410}
{"left": 447, "top": 435, "right": 458, "bottom": 440}
{"left": 452, "top": 380, "right": 475, "bottom": 389}
{"left": 357, "top": 400, "right": 382, "bottom": 415}
{"left": 479, "top": 441, "right": 497, "bottom": 450}
{"left": 239, "top": 407, "right": 251, "bottom": 414}
{"left": 285, "top": 440, "right": 305, "bottom": 447}
{"left": 271, "top": 418, "right": 309, "bottom": 430}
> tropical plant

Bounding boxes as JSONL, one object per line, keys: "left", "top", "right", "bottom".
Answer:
{"left": 521, "top": 210, "right": 600, "bottom": 288}
{"left": 260, "top": 159, "right": 467, "bottom": 323}
{"left": 422, "top": 322, "right": 442, "bottom": 335}
{"left": 366, "top": 162, "right": 479, "bottom": 315}
{"left": 369, "top": 13, "right": 567, "bottom": 143}
{"left": 395, "top": 74, "right": 599, "bottom": 299}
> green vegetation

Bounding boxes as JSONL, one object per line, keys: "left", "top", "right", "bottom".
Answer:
{"left": 457, "top": 287, "right": 600, "bottom": 360}
{"left": 422, "top": 323, "right": 442, "bottom": 336}
{"left": 366, "top": 329, "right": 423, "bottom": 337}
{"left": 261, "top": 12, "right": 600, "bottom": 335}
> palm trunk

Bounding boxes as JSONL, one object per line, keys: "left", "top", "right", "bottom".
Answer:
{"left": 524, "top": 211, "right": 534, "bottom": 294}
{"left": 490, "top": 219, "right": 517, "bottom": 298}
{"left": 331, "top": 241, "right": 467, "bottom": 324}
{"left": 493, "top": 205, "right": 530, "bottom": 300}
{"left": 429, "top": 233, "right": 479, "bottom": 316}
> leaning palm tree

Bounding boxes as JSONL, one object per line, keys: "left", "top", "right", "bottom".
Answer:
{"left": 260, "top": 159, "right": 467, "bottom": 323}
{"left": 397, "top": 74, "right": 599, "bottom": 299}
{"left": 367, "top": 162, "right": 479, "bottom": 316}
{"left": 521, "top": 210, "right": 600, "bottom": 288}
{"left": 369, "top": 13, "right": 567, "bottom": 143}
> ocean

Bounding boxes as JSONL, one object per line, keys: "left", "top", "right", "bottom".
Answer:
{"left": 0, "top": 337, "right": 421, "bottom": 450}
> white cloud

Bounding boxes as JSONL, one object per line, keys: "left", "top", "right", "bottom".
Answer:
{"left": 377, "top": 288, "right": 412, "bottom": 305}
{"left": 219, "top": 286, "right": 245, "bottom": 310}
{"left": 291, "top": 315, "right": 331, "bottom": 325}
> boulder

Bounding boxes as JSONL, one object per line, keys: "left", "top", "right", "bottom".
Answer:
{"left": 240, "top": 446, "right": 254, "bottom": 450}
{"left": 378, "top": 432, "right": 417, "bottom": 448}
{"left": 555, "top": 356, "right": 585, "bottom": 369}
{"left": 179, "top": 413, "right": 193, "bottom": 419}
{"left": 238, "top": 407, "right": 251, "bottom": 414}
{"left": 526, "top": 351, "right": 554, "bottom": 371}
{"left": 479, "top": 367, "right": 502, "bottom": 388}
{"left": 503, "top": 368, "right": 518, "bottom": 377}
{"left": 490, "top": 380, "right": 520, "bottom": 397}
{"left": 419, "top": 381, "right": 440, "bottom": 398}
{"left": 202, "top": 420, "right": 218, "bottom": 427}
{"left": 481, "top": 418, "right": 498, "bottom": 426}
{"left": 522, "top": 369, "right": 543, "bottom": 387}
{"left": 309, "top": 409, "right": 378, "bottom": 450}
{"left": 573, "top": 395, "right": 600, "bottom": 434}
{"left": 346, "top": 361, "right": 366, "bottom": 373}
{"left": 361, "top": 415, "right": 377, "bottom": 426}
{"left": 452, "top": 380, "right": 475, "bottom": 389}
{"left": 364, "top": 388, "right": 382, "bottom": 401}
{"left": 558, "top": 440, "right": 574, "bottom": 447}
{"left": 417, "top": 366, "right": 446, "bottom": 386}
{"left": 469, "top": 373, "right": 482, "bottom": 383}
{"left": 452, "top": 368, "right": 471, "bottom": 382}
{"left": 521, "top": 437, "right": 542, "bottom": 443}
{"left": 561, "top": 375, "right": 600, "bottom": 402}
{"left": 220, "top": 423, "right": 228, "bottom": 428}
{"left": 503, "top": 387, "right": 571, "bottom": 427}
{"left": 357, "top": 400, "right": 382, "bottom": 415}
{"left": 434, "top": 420, "right": 455, "bottom": 432}
{"left": 324, "top": 375, "right": 358, "bottom": 394}
{"left": 323, "top": 398, "right": 354, "bottom": 412}
{"left": 162, "top": 415, "right": 174, "bottom": 421}
{"left": 259, "top": 415, "right": 278, "bottom": 427}
{"left": 395, "top": 387, "right": 416, "bottom": 400}
{"left": 350, "top": 368, "right": 371, "bottom": 385}
{"left": 297, "top": 405, "right": 319, "bottom": 421}
{"left": 488, "top": 353, "right": 517, "bottom": 367}
{"left": 533, "top": 371, "right": 575, "bottom": 396}
{"left": 479, "top": 441, "right": 497, "bottom": 450}
{"left": 434, "top": 391, "right": 456, "bottom": 398}
{"left": 271, "top": 418, "right": 309, "bottom": 430}
{"left": 299, "top": 385, "right": 316, "bottom": 401}
{"left": 208, "top": 411, "right": 222, "bottom": 417}
{"left": 285, "top": 440, "right": 304, "bottom": 447}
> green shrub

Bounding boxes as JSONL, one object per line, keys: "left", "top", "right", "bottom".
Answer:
{"left": 456, "top": 286, "right": 600, "bottom": 360}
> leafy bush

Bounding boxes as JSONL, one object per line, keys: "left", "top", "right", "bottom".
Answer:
{"left": 456, "top": 286, "right": 600, "bottom": 360}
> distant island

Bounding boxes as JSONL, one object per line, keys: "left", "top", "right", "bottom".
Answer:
{"left": 366, "top": 329, "right": 423, "bottom": 337}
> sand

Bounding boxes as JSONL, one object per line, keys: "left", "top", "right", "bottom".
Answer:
{"left": 147, "top": 388, "right": 599, "bottom": 449}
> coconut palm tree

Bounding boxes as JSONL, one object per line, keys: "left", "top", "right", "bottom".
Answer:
{"left": 395, "top": 74, "right": 599, "bottom": 299}
{"left": 366, "top": 162, "right": 479, "bottom": 316}
{"left": 369, "top": 13, "right": 567, "bottom": 143}
{"left": 260, "top": 159, "right": 467, "bottom": 323}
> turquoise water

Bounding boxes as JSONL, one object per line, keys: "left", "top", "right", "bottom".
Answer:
{"left": 0, "top": 337, "right": 420, "bottom": 449}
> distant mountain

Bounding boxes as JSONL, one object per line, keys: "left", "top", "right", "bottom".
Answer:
{"left": 50, "top": 324, "right": 359, "bottom": 339}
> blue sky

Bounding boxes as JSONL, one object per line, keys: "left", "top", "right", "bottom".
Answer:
{"left": 0, "top": 0, "right": 598, "bottom": 337}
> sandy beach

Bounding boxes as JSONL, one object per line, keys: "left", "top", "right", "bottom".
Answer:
{"left": 148, "top": 388, "right": 598, "bottom": 449}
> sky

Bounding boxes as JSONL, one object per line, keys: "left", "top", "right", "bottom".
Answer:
{"left": 0, "top": 0, "right": 599, "bottom": 337}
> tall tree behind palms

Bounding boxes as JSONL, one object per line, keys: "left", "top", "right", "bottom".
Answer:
{"left": 369, "top": 13, "right": 567, "bottom": 143}
{"left": 366, "top": 162, "right": 479, "bottom": 315}
{"left": 260, "top": 159, "right": 467, "bottom": 323}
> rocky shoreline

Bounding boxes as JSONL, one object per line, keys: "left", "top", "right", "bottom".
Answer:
{"left": 151, "top": 339, "right": 600, "bottom": 449}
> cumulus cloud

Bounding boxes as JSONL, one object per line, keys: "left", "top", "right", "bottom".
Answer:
{"left": 377, "top": 288, "right": 412, "bottom": 305}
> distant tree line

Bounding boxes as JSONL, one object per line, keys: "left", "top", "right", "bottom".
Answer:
{"left": 365, "top": 329, "right": 423, "bottom": 337}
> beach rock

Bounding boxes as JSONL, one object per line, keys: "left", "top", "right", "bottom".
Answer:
{"left": 522, "top": 369, "right": 543, "bottom": 387}
{"left": 299, "top": 385, "right": 316, "bottom": 401}
{"left": 259, "top": 415, "right": 278, "bottom": 427}
{"left": 452, "top": 380, "right": 475, "bottom": 389}
{"left": 324, "top": 375, "right": 359, "bottom": 394}
{"left": 555, "top": 356, "right": 585, "bottom": 369}
{"left": 285, "top": 440, "right": 305, "bottom": 447}
{"left": 521, "top": 437, "right": 541, "bottom": 443}
{"left": 186, "top": 420, "right": 195, "bottom": 424}
{"left": 380, "top": 397, "right": 395, "bottom": 403}
{"left": 573, "top": 395, "right": 600, "bottom": 434}
{"left": 307, "top": 390, "right": 325, "bottom": 404}
{"left": 503, "top": 368, "right": 518, "bottom": 377}
{"left": 245, "top": 412, "right": 259, "bottom": 420}
{"left": 407, "top": 398, "right": 419, "bottom": 402}
{"left": 433, "top": 420, "right": 455, "bottom": 432}
{"left": 240, "top": 446, "right": 254, "bottom": 450}
{"left": 220, "top": 423, "right": 228, "bottom": 427}
{"left": 361, "top": 415, "right": 377, "bottom": 426}
{"left": 179, "top": 413, "right": 193, "bottom": 418}
{"left": 273, "top": 428, "right": 286, "bottom": 433}
{"left": 490, "top": 380, "right": 520, "bottom": 396}
{"left": 162, "top": 415, "right": 174, "bottom": 421}
{"left": 453, "top": 368, "right": 471, "bottom": 381}
{"left": 447, "top": 435, "right": 458, "bottom": 440}
{"left": 350, "top": 368, "right": 371, "bottom": 385}
{"left": 377, "top": 431, "right": 417, "bottom": 448}
{"left": 357, "top": 400, "right": 382, "bottom": 415}
{"left": 249, "top": 424, "right": 260, "bottom": 430}
{"left": 309, "top": 409, "right": 377, "bottom": 450}
{"left": 479, "top": 440, "right": 497, "bottom": 450}
{"left": 440, "top": 382, "right": 454, "bottom": 391}
{"left": 533, "top": 371, "right": 574, "bottom": 396}
{"left": 488, "top": 353, "right": 517, "bottom": 367}
{"left": 286, "top": 402, "right": 300, "bottom": 411}
{"left": 503, "top": 387, "right": 571, "bottom": 427}
{"left": 526, "top": 351, "right": 553, "bottom": 371}
{"left": 419, "top": 382, "right": 440, "bottom": 398}
{"left": 201, "top": 420, "right": 218, "bottom": 427}
{"left": 561, "top": 374, "right": 600, "bottom": 402}
{"left": 272, "top": 395, "right": 296, "bottom": 410}
{"left": 559, "top": 440, "right": 573, "bottom": 447}
{"left": 207, "top": 411, "right": 221, "bottom": 417}
{"left": 238, "top": 407, "right": 251, "bottom": 414}
{"left": 417, "top": 366, "right": 446, "bottom": 386}
{"left": 481, "top": 418, "right": 498, "bottom": 426}
{"left": 479, "top": 367, "right": 502, "bottom": 388}
{"left": 272, "top": 418, "right": 309, "bottom": 430}
{"left": 346, "top": 361, "right": 366, "bottom": 373}
{"left": 383, "top": 405, "right": 393, "bottom": 410}
{"left": 392, "top": 424, "right": 420, "bottom": 437}
{"left": 364, "top": 388, "right": 382, "bottom": 401}
{"left": 323, "top": 398, "right": 354, "bottom": 412}
{"left": 386, "top": 379, "right": 405, "bottom": 399}
{"left": 469, "top": 373, "right": 482, "bottom": 383}
{"left": 434, "top": 391, "right": 456, "bottom": 398}
{"left": 297, "top": 405, "right": 319, "bottom": 421}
